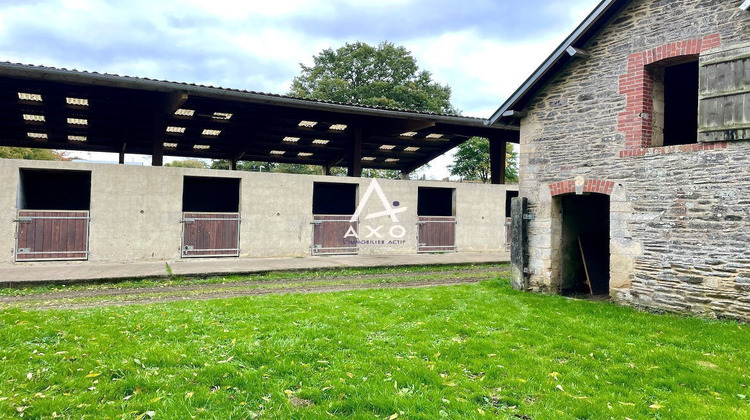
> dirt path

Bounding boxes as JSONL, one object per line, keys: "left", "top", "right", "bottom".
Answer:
{"left": 0, "top": 266, "right": 508, "bottom": 310}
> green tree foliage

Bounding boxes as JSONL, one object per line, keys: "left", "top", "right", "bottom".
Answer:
{"left": 448, "top": 138, "right": 518, "bottom": 183}
{"left": 210, "top": 160, "right": 276, "bottom": 172}
{"left": 290, "top": 41, "right": 456, "bottom": 114}
{"left": 0, "top": 147, "right": 63, "bottom": 161}
{"left": 273, "top": 163, "right": 322, "bottom": 175}
{"left": 165, "top": 159, "right": 207, "bottom": 169}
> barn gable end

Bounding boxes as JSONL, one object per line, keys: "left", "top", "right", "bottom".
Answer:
{"left": 507, "top": 0, "right": 750, "bottom": 320}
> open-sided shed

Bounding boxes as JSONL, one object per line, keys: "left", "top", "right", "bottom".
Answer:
{"left": 1, "top": 62, "right": 517, "bottom": 180}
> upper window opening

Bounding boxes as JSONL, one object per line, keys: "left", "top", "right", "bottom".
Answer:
{"left": 651, "top": 59, "right": 699, "bottom": 147}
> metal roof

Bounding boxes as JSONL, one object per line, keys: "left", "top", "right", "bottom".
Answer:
{"left": 0, "top": 61, "right": 518, "bottom": 173}
{"left": 486, "top": 0, "right": 631, "bottom": 126}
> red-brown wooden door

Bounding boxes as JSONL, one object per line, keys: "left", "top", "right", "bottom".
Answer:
{"left": 15, "top": 210, "right": 90, "bottom": 261}
{"left": 417, "top": 216, "right": 457, "bottom": 253}
{"left": 311, "top": 215, "right": 358, "bottom": 255}
{"left": 181, "top": 212, "right": 240, "bottom": 257}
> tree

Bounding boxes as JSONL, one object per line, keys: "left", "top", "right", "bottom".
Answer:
{"left": 165, "top": 159, "right": 207, "bottom": 169}
{"left": 210, "top": 160, "right": 276, "bottom": 172}
{"left": 0, "top": 147, "right": 64, "bottom": 161}
{"left": 448, "top": 138, "right": 518, "bottom": 183}
{"left": 290, "top": 41, "right": 455, "bottom": 114}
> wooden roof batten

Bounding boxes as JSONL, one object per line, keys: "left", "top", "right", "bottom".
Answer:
{"left": 0, "top": 61, "right": 519, "bottom": 174}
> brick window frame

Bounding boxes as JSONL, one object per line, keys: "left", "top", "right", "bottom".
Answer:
{"left": 617, "top": 34, "right": 722, "bottom": 155}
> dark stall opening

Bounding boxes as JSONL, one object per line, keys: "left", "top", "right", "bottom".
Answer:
{"left": 560, "top": 194, "right": 610, "bottom": 296}
{"left": 18, "top": 169, "right": 91, "bottom": 210}
{"left": 417, "top": 187, "right": 455, "bottom": 217}
{"left": 312, "top": 182, "right": 358, "bottom": 215}
{"left": 16, "top": 169, "right": 92, "bottom": 261}
{"left": 182, "top": 176, "right": 240, "bottom": 212}
{"left": 417, "top": 187, "right": 456, "bottom": 253}
{"left": 312, "top": 182, "right": 358, "bottom": 255}
{"left": 181, "top": 176, "right": 241, "bottom": 258}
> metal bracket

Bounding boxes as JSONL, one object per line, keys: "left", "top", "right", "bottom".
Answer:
{"left": 181, "top": 218, "right": 195, "bottom": 223}
{"left": 311, "top": 221, "right": 322, "bottom": 225}
{"left": 14, "top": 218, "right": 32, "bottom": 223}
{"left": 522, "top": 213, "right": 535, "bottom": 220}
{"left": 17, "top": 248, "right": 31, "bottom": 254}
{"left": 523, "top": 267, "right": 531, "bottom": 274}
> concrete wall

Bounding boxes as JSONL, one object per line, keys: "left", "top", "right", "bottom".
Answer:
{"left": 0, "top": 159, "right": 516, "bottom": 265}
{"left": 517, "top": 0, "right": 750, "bottom": 320}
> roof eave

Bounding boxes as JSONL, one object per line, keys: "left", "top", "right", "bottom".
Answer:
{"left": 486, "top": 0, "right": 629, "bottom": 126}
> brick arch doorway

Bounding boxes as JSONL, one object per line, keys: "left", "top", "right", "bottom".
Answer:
{"left": 550, "top": 179, "right": 613, "bottom": 296}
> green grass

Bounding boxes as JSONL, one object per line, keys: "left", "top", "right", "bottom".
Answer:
{"left": 0, "top": 264, "right": 505, "bottom": 298}
{"left": 0, "top": 272, "right": 748, "bottom": 419}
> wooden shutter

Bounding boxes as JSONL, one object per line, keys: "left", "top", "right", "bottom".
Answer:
{"left": 698, "top": 43, "right": 750, "bottom": 142}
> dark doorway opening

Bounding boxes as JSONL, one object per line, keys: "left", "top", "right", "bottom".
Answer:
{"left": 312, "top": 182, "right": 358, "bottom": 255}
{"left": 16, "top": 169, "right": 92, "bottom": 261}
{"left": 312, "top": 182, "right": 357, "bottom": 215}
{"left": 663, "top": 60, "right": 699, "bottom": 146}
{"left": 181, "top": 176, "right": 241, "bottom": 258}
{"left": 417, "top": 187, "right": 456, "bottom": 253}
{"left": 417, "top": 187, "right": 455, "bottom": 217}
{"left": 560, "top": 194, "right": 610, "bottom": 296}
{"left": 18, "top": 169, "right": 91, "bottom": 210}
{"left": 182, "top": 176, "right": 240, "bottom": 212}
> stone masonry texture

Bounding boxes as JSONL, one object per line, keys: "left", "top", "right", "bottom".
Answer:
{"left": 518, "top": 0, "right": 750, "bottom": 321}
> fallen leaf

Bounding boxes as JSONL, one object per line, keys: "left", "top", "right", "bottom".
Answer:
{"left": 389, "top": 414, "right": 398, "bottom": 420}
{"left": 185, "top": 391, "right": 194, "bottom": 399}
{"left": 649, "top": 403, "right": 663, "bottom": 410}
{"left": 85, "top": 372, "right": 101, "bottom": 378}
{"left": 150, "top": 396, "right": 163, "bottom": 403}
{"left": 346, "top": 372, "right": 354, "bottom": 378}
{"left": 549, "top": 372, "right": 560, "bottom": 380}
{"left": 555, "top": 385, "right": 565, "bottom": 392}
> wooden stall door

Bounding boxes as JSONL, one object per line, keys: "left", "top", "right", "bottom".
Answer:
{"left": 312, "top": 215, "right": 358, "bottom": 255}
{"left": 181, "top": 212, "right": 240, "bottom": 257}
{"left": 417, "top": 216, "right": 457, "bottom": 253}
{"left": 15, "top": 210, "right": 90, "bottom": 261}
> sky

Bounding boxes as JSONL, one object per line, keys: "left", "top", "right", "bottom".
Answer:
{"left": 0, "top": 0, "right": 602, "bottom": 178}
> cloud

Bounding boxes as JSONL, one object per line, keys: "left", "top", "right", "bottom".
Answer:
{"left": 0, "top": 0, "right": 602, "bottom": 174}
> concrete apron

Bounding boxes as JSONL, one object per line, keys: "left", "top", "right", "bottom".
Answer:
{"left": 0, "top": 252, "right": 510, "bottom": 286}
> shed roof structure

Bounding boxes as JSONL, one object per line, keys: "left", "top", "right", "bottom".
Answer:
{"left": 0, "top": 62, "right": 518, "bottom": 178}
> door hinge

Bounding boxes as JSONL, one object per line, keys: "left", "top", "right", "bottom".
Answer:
{"left": 523, "top": 213, "right": 535, "bottom": 220}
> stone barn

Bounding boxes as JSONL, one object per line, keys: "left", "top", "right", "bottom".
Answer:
{"left": 489, "top": 0, "right": 750, "bottom": 320}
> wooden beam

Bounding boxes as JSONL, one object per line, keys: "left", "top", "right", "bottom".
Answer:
{"left": 347, "top": 127, "right": 363, "bottom": 177}
{"left": 166, "top": 92, "right": 189, "bottom": 114}
{"left": 489, "top": 137, "right": 507, "bottom": 185}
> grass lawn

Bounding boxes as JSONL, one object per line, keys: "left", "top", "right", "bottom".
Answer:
{"left": 0, "top": 267, "right": 748, "bottom": 419}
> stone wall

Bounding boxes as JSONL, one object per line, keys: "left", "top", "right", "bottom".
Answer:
{"left": 518, "top": 0, "right": 750, "bottom": 320}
